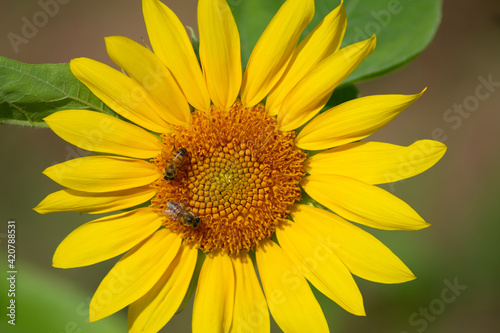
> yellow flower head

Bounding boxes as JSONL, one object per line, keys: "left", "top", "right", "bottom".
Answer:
{"left": 35, "top": 0, "right": 446, "bottom": 332}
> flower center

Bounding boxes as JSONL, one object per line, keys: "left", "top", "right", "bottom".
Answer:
{"left": 151, "top": 101, "right": 306, "bottom": 254}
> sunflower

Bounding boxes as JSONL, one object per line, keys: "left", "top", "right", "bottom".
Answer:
{"left": 35, "top": 0, "right": 446, "bottom": 332}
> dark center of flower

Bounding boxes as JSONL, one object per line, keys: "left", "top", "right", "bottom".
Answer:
{"left": 151, "top": 101, "right": 306, "bottom": 254}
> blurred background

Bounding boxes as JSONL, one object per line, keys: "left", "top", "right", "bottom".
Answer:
{"left": 1, "top": 0, "right": 499, "bottom": 332}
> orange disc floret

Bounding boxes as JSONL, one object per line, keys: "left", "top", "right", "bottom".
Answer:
{"left": 151, "top": 101, "right": 306, "bottom": 254}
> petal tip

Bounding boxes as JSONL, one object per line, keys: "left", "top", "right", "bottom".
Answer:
{"left": 52, "top": 251, "right": 69, "bottom": 269}
{"left": 365, "top": 34, "right": 377, "bottom": 49}
{"left": 42, "top": 113, "right": 54, "bottom": 122}
{"left": 69, "top": 57, "right": 87, "bottom": 68}
{"left": 370, "top": 34, "right": 377, "bottom": 48}
{"left": 405, "top": 272, "right": 417, "bottom": 282}
{"left": 440, "top": 145, "right": 448, "bottom": 156}
{"left": 89, "top": 299, "right": 104, "bottom": 323}
{"left": 52, "top": 258, "right": 68, "bottom": 269}
{"left": 356, "top": 308, "right": 367, "bottom": 317}
{"left": 89, "top": 312, "right": 98, "bottom": 323}
{"left": 69, "top": 57, "right": 93, "bottom": 78}
{"left": 32, "top": 205, "right": 45, "bottom": 214}
{"left": 411, "top": 221, "right": 431, "bottom": 231}
{"left": 413, "top": 87, "right": 427, "bottom": 99}
{"left": 41, "top": 167, "right": 54, "bottom": 179}
{"left": 416, "top": 221, "right": 431, "bottom": 230}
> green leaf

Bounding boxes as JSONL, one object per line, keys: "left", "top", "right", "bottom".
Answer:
{"left": 0, "top": 56, "right": 118, "bottom": 128}
{"left": 325, "top": 84, "right": 360, "bottom": 109}
{"left": 231, "top": 0, "right": 441, "bottom": 84}
{"left": 231, "top": 1, "right": 282, "bottom": 67}
{"left": 340, "top": 0, "right": 441, "bottom": 85}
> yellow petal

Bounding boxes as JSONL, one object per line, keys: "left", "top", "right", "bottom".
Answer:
{"left": 198, "top": 0, "right": 241, "bottom": 110}
{"left": 295, "top": 90, "right": 425, "bottom": 150}
{"left": 128, "top": 243, "right": 198, "bottom": 333}
{"left": 278, "top": 36, "right": 376, "bottom": 131}
{"left": 302, "top": 174, "right": 429, "bottom": 230}
{"left": 193, "top": 252, "right": 234, "bottom": 333}
{"left": 292, "top": 204, "right": 416, "bottom": 283}
{"left": 43, "top": 156, "right": 160, "bottom": 193}
{"left": 306, "top": 140, "right": 447, "bottom": 184}
{"left": 53, "top": 208, "right": 162, "bottom": 268}
{"left": 34, "top": 187, "right": 156, "bottom": 214}
{"left": 277, "top": 220, "right": 365, "bottom": 316}
{"left": 89, "top": 229, "right": 181, "bottom": 322}
{"left": 231, "top": 252, "right": 270, "bottom": 333}
{"left": 70, "top": 57, "right": 171, "bottom": 133}
{"left": 256, "top": 239, "right": 329, "bottom": 333}
{"left": 267, "top": 1, "right": 346, "bottom": 115}
{"left": 241, "top": 0, "right": 315, "bottom": 107}
{"left": 105, "top": 36, "right": 191, "bottom": 125}
{"left": 44, "top": 110, "right": 162, "bottom": 159}
{"left": 143, "top": 0, "right": 210, "bottom": 111}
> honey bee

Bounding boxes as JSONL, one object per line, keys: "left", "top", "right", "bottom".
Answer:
{"left": 164, "top": 202, "right": 201, "bottom": 228}
{"left": 164, "top": 148, "right": 188, "bottom": 181}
